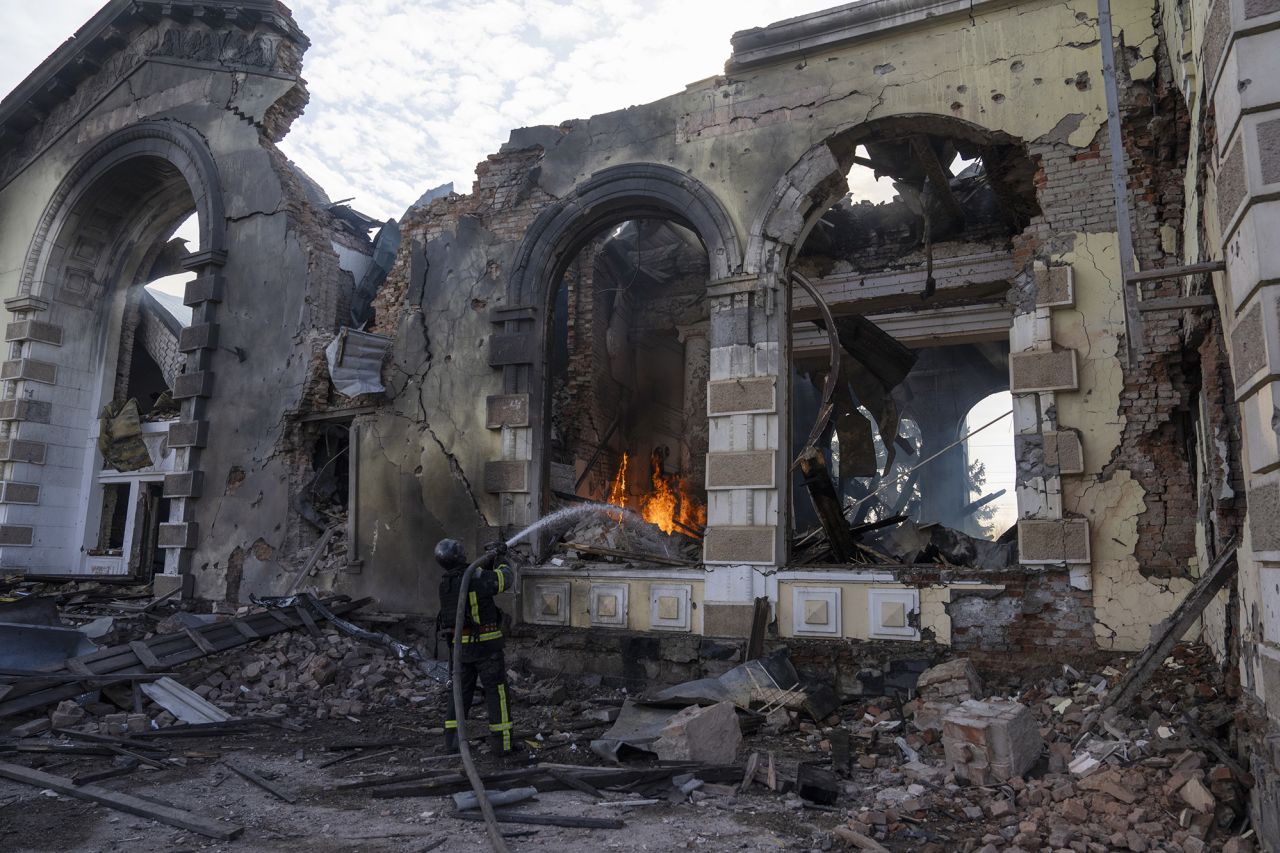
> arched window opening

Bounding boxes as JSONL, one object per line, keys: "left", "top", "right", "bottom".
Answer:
{"left": 546, "top": 218, "right": 710, "bottom": 560}
{"left": 788, "top": 120, "right": 1034, "bottom": 567}
{"left": 961, "top": 390, "right": 1017, "bottom": 540}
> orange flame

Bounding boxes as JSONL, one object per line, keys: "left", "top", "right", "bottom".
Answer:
{"left": 607, "top": 449, "right": 706, "bottom": 536}
{"left": 607, "top": 451, "right": 629, "bottom": 507}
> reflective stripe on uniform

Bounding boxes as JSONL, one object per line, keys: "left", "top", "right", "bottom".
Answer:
{"left": 495, "top": 566, "right": 506, "bottom": 593}
{"left": 444, "top": 719, "right": 458, "bottom": 729}
{"left": 469, "top": 591, "right": 481, "bottom": 625}
{"left": 493, "top": 683, "right": 512, "bottom": 750}
{"left": 460, "top": 630, "right": 503, "bottom": 643}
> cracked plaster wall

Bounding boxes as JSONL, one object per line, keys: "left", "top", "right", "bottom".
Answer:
{"left": 336, "top": 213, "right": 511, "bottom": 617}
{"left": 346, "top": 0, "right": 1171, "bottom": 616}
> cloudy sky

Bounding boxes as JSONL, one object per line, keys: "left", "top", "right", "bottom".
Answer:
{"left": 0, "top": 0, "right": 888, "bottom": 221}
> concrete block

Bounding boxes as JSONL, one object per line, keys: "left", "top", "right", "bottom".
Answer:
{"left": 1218, "top": 136, "right": 1248, "bottom": 231}
{"left": 163, "top": 471, "right": 204, "bottom": 498}
{"left": 917, "top": 658, "right": 983, "bottom": 703}
{"left": 654, "top": 701, "right": 742, "bottom": 765}
{"left": 1034, "top": 263, "right": 1074, "bottom": 307}
{"left": 158, "top": 522, "right": 199, "bottom": 549}
{"left": 1225, "top": 205, "right": 1280, "bottom": 313}
{"left": 183, "top": 273, "right": 224, "bottom": 306}
{"left": 1241, "top": 381, "right": 1280, "bottom": 474}
{"left": 704, "top": 525, "right": 776, "bottom": 565}
{"left": 707, "top": 377, "right": 776, "bottom": 414}
{"left": 0, "top": 358, "right": 57, "bottom": 384}
{"left": 178, "top": 323, "right": 218, "bottom": 352}
{"left": 1249, "top": 476, "right": 1280, "bottom": 558}
{"left": 486, "top": 394, "right": 530, "bottom": 428}
{"left": 0, "top": 481, "right": 40, "bottom": 504}
{"left": 5, "top": 319, "right": 63, "bottom": 345}
{"left": 152, "top": 573, "right": 193, "bottom": 600}
{"left": 705, "top": 451, "right": 775, "bottom": 489}
{"left": 0, "top": 399, "right": 52, "bottom": 423}
{"left": 0, "top": 439, "right": 46, "bottom": 464}
{"left": 1045, "top": 430, "right": 1085, "bottom": 475}
{"left": 484, "top": 460, "right": 529, "bottom": 493}
{"left": 0, "top": 525, "right": 34, "bottom": 546}
{"left": 702, "top": 602, "right": 755, "bottom": 638}
{"left": 942, "top": 699, "right": 1042, "bottom": 784}
{"left": 1018, "top": 518, "right": 1091, "bottom": 564}
{"left": 168, "top": 420, "right": 208, "bottom": 448}
{"left": 488, "top": 332, "right": 536, "bottom": 366}
{"left": 1231, "top": 287, "right": 1280, "bottom": 398}
{"left": 171, "top": 371, "right": 214, "bottom": 399}
{"left": 1010, "top": 350, "right": 1078, "bottom": 392}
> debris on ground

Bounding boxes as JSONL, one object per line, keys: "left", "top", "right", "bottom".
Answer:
{"left": 0, "top": 575, "right": 1259, "bottom": 853}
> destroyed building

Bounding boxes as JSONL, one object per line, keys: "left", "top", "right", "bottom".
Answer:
{"left": 0, "top": 0, "right": 1279, "bottom": 846}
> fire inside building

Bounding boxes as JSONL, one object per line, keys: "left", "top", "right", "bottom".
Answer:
{"left": 0, "top": 0, "right": 1277, "bottom": 850}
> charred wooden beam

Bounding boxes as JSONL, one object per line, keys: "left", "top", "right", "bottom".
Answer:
{"left": 908, "top": 136, "right": 965, "bottom": 224}
{"left": 797, "top": 448, "right": 856, "bottom": 563}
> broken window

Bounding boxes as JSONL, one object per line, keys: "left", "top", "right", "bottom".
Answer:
{"left": 788, "top": 124, "right": 1034, "bottom": 568}
{"left": 296, "top": 422, "right": 352, "bottom": 532}
{"left": 545, "top": 219, "right": 710, "bottom": 559}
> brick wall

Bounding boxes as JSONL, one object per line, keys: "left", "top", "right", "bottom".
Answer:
{"left": 949, "top": 571, "right": 1097, "bottom": 660}
{"left": 137, "top": 306, "right": 183, "bottom": 387}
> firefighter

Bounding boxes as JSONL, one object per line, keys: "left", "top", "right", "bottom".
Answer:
{"left": 436, "top": 538, "right": 515, "bottom": 756}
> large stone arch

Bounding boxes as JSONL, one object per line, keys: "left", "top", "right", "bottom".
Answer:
{"left": 20, "top": 119, "right": 227, "bottom": 297}
{"left": 490, "top": 163, "right": 742, "bottom": 529}
{"left": 2, "top": 120, "right": 228, "bottom": 580}
{"left": 745, "top": 113, "right": 1037, "bottom": 277}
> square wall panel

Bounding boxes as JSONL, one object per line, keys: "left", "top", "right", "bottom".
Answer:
{"left": 650, "top": 583, "right": 692, "bottom": 632}
{"left": 792, "top": 586, "right": 841, "bottom": 637}
{"left": 589, "top": 583, "right": 629, "bottom": 628}
{"left": 869, "top": 589, "right": 920, "bottom": 640}
{"left": 524, "top": 580, "right": 570, "bottom": 626}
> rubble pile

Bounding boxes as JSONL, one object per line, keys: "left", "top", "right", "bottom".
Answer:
{"left": 550, "top": 510, "right": 702, "bottom": 564}
{"left": 743, "top": 643, "right": 1255, "bottom": 852}
{"left": 185, "top": 626, "right": 435, "bottom": 721}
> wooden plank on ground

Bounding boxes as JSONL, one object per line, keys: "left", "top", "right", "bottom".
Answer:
{"left": 225, "top": 761, "right": 298, "bottom": 803}
{"left": 0, "top": 761, "right": 243, "bottom": 840}
{"left": 295, "top": 605, "right": 321, "bottom": 637}
{"left": 231, "top": 620, "right": 261, "bottom": 640}
{"left": 129, "top": 641, "right": 164, "bottom": 671}
{"left": 181, "top": 626, "right": 219, "bottom": 655}
{"left": 453, "top": 811, "right": 624, "bottom": 830}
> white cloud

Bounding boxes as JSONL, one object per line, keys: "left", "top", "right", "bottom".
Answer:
{"left": 280, "top": 0, "right": 841, "bottom": 219}
{"left": 2, "top": 1, "right": 874, "bottom": 220}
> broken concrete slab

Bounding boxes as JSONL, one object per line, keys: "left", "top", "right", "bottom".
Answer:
{"left": 654, "top": 701, "right": 742, "bottom": 765}
{"left": 916, "top": 658, "right": 982, "bottom": 703}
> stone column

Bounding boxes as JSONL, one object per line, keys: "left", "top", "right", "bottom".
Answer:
{"left": 700, "top": 276, "right": 783, "bottom": 638}
{"left": 677, "top": 322, "right": 710, "bottom": 493}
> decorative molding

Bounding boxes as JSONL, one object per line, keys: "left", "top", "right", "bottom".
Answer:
{"left": 588, "top": 583, "right": 629, "bottom": 628}
{"left": 524, "top": 580, "right": 571, "bottom": 626}
{"left": 868, "top": 588, "right": 920, "bottom": 640}
{"left": 791, "top": 586, "right": 842, "bottom": 637}
{"left": 649, "top": 583, "right": 693, "bottom": 632}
